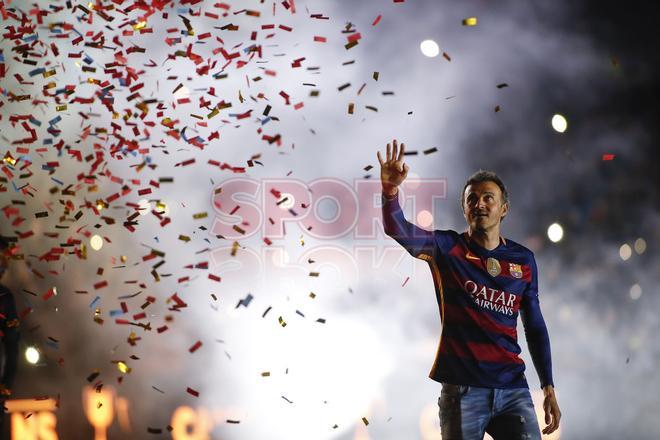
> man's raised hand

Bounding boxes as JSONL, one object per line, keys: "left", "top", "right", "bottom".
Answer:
{"left": 377, "top": 139, "right": 409, "bottom": 197}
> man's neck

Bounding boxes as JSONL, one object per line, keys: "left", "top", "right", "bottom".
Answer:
{"left": 467, "top": 226, "right": 502, "bottom": 251}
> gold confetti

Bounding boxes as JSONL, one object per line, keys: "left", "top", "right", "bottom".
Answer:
{"left": 278, "top": 316, "right": 287, "bottom": 327}
{"left": 230, "top": 241, "right": 240, "bottom": 256}
{"left": 462, "top": 17, "right": 478, "bottom": 26}
{"left": 3, "top": 152, "right": 16, "bottom": 166}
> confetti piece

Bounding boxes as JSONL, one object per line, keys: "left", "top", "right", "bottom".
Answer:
{"left": 602, "top": 154, "right": 616, "bottom": 161}
{"left": 278, "top": 316, "right": 287, "bottom": 327}
{"left": 496, "top": 83, "right": 509, "bottom": 89}
{"left": 236, "top": 293, "right": 253, "bottom": 308}
{"left": 86, "top": 370, "right": 100, "bottom": 383}
{"left": 462, "top": 17, "right": 478, "bottom": 26}
{"left": 372, "top": 15, "right": 382, "bottom": 26}
{"left": 402, "top": 276, "right": 410, "bottom": 287}
{"left": 362, "top": 417, "right": 369, "bottom": 425}
{"left": 89, "top": 296, "right": 101, "bottom": 309}
{"left": 189, "top": 341, "right": 203, "bottom": 353}
{"left": 186, "top": 387, "right": 199, "bottom": 397}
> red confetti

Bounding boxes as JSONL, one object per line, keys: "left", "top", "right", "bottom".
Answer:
{"left": 186, "top": 387, "right": 199, "bottom": 397}
{"left": 189, "top": 341, "right": 202, "bottom": 353}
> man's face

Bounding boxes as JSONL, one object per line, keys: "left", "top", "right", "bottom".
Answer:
{"left": 462, "top": 181, "right": 508, "bottom": 232}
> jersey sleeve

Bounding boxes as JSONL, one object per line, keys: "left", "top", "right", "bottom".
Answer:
{"left": 381, "top": 192, "right": 455, "bottom": 259}
{"left": 520, "top": 254, "right": 554, "bottom": 388}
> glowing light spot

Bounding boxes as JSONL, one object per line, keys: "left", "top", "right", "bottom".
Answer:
{"left": 90, "top": 235, "right": 103, "bottom": 251}
{"left": 619, "top": 243, "right": 632, "bottom": 261}
{"left": 417, "top": 210, "right": 434, "bottom": 228}
{"left": 547, "top": 223, "right": 563, "bottom": 243}
{"left": 25, "top": 347, "right": 40, "bottom": 365}
{"left": 634, "top": 238, "right": 646, "bottom": 255}
{"left": 420, "top": 40, "right": 440, "bottom": 58}
{"left": 551, "top": 114, "right": 568, "bottom": 133}
{"left": 629, "top": 284, "right": 642, "bottom": 300}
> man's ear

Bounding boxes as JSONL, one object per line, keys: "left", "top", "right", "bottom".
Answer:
{"left": 501, "top": 202, "right": 509, "bottom": 220}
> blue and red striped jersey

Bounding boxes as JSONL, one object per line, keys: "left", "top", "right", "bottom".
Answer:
{"left": 382, "top": 192, "right": 553, "bottom": 389}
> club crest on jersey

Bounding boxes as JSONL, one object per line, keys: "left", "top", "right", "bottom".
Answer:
{"left": 509, "top": 263, "right": 523, "bottom": 279}
{"left": 486, "top": 257, "right": 501, "bottom": 277}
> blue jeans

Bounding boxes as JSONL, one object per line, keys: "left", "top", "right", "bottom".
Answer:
{"left": 438, "top": 383, "right": 541, "bottom": 440}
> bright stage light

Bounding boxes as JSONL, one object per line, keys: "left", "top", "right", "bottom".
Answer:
{"left": 551, "top": 114, "right": 567, "bottom": 133}
{"left": 417, "top": 210, "right": 434, "bottom": 228}
{"left": 619, "top": 243, "right": 632, "bottom": 261}
{"left": 90, "top": 234, "right": 103, "bottom": 251}
{"left": 420, "top": 39, "right": 440, "bottom": 58}
{"left": 629, "top": 284, "right": 642, "bottom": 300}
{"left": 224, "top": 314, "right": 393, "bottom": 439}
{"left": 25, "top": 346, "right": 40, "bottom": 365}
{"left": 547, "top": 223, "right": 563, "bottom": 243}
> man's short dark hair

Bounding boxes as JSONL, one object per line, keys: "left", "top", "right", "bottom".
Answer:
{"left": 461, "top": 170, "right": 509, "bottom": 208}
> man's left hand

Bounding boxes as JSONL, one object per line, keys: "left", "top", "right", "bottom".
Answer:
{"left": 541, "top": 385, "right": 561, "bottom": 435}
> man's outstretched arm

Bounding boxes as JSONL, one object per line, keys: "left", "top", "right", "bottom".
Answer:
{"left": 378, "top": 140, "right": 435, "bottom": 258}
